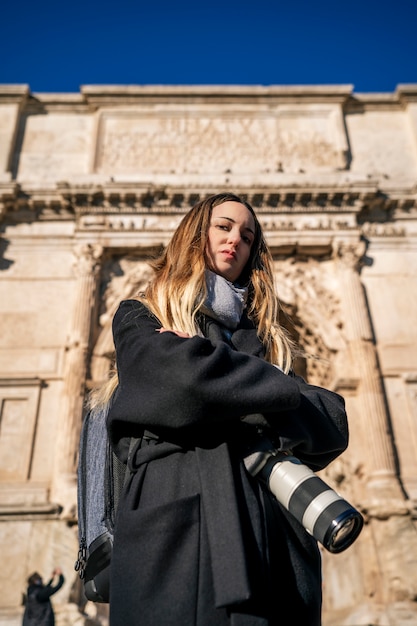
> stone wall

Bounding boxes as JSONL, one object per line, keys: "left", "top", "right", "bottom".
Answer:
{"left": 0, "top": 84, "right": 416, "bottom": 625}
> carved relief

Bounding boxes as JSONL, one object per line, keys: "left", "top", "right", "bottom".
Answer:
{"left": 362, "top": 222, "right": 406, "bottom": 237}
{"left": 89, "top": 256, "right": 153, "bottom": 384}
{"left": 78, "top": 213, "right": 358, "bottom": 234}
{"left": 275, "top": 257, "right": 346, "bottom": 388}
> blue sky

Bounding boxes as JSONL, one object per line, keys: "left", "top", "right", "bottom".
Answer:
{"left": 1, "top": 0, "right": 416, "bottom": 94}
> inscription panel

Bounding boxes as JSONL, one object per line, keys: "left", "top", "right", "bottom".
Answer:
{"left": 95, "top": 105, "right": 348, "bottom": 175}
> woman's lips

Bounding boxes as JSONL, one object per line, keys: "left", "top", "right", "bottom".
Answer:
{"left": 221, "top": 249, "right": 237, "bottom": 260}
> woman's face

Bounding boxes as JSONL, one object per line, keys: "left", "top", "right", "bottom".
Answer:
{"left": 205, "top": 201, "right": 256, "bottom": 283}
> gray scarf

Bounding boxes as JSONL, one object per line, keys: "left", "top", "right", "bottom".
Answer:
{"left": 200, "top": 270, "right": 248, "bottom": 330}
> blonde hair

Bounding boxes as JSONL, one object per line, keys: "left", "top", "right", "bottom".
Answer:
{"left": 89, "top": 193, "right": 295, "bottom": 409}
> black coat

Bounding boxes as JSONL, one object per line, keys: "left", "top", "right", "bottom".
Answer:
{"left": 107, "top": 300, "right": 349, "bottom": 626}
{"left": 22, "top": 575, "right": 64, "bottom": 626}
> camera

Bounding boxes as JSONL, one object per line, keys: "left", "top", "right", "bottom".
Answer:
{"left": 243, "top": 439, "right": 363, "bottom": 553}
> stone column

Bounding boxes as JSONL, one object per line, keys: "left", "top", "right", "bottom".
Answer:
{"left": 53, "top": 243, "right": 103, "bottom": 511}
{"left": 335, "top": 241, "right": 404, "bottom": 503}
{"left": 334, "top": 240, "right": 417, "bottom": 610}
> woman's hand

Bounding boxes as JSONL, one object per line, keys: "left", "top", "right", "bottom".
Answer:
{"left": 156, "top": 328, "right": 190, "bottom": 338}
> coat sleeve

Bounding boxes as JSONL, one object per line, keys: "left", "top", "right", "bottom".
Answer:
{"left": 108, "top": 300, "right": 301, "bottom": 438}
{"left": 35, "top": 575, "right": 65, "bottom": 601}
{"left": 108, "top": 300, "right": 349, "bottom": 470}
{"left": 267, "top": 372, "right": 349, "bottom": 470}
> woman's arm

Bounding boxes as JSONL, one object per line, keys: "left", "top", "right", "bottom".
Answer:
{"left": 109, "top": 300, "right": 348, "bottom": 469}
{"left": 108, "top": 300, "right": 300, "bottom": 434}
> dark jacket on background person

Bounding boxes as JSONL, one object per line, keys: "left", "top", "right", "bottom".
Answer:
{"left": 107, "top": 299, "right": 349, "bottom": 626}
{"left": 22, "top": 573, "right": 64, "bottom": 626}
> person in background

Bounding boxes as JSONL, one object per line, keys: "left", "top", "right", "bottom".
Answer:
{"left": 22, "top": 568, "right": 64, "bottom": 626}
{"left": 91, "top": 192, "right": 349, "bottom": 625}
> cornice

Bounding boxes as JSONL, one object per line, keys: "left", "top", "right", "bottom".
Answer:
{"left": 345, "top": 85, "right": 417, "bottom": 112}
{"left": 21, "top": 92, "right": 91, "bottom": 114}
{"left": 396, "top": 84, "right": 417, "bottom": 104}
{"left": 0, "top": 84, "right": 30, "bottom": 104}
{"left": 79, "top": 84, "right": 354, "bottom": 108}
{"left": 4, "top": 84, "right": 416, "bottom": 113}
{"left": 1, "top": 182, "right": 416, "bottom": 223}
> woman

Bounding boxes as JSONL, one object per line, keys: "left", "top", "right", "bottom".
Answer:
{"left": 97, "top": 193, "right": 348, "bottom": 625}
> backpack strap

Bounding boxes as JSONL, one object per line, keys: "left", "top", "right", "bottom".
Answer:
{"left": 124, "top": 430, "right": 160, "bottom": 484}
{"left": 124, "top": 437, "right": 140, "bottom": 486}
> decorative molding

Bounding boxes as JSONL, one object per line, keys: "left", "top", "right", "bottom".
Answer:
{"left": 0, "top": 84, "right": 30, "bottom": 104}
{"left": 0, "top": 377, "right": 44, "bottom": 387}
{"left": 3, "top": 84, "right": 415, "bottom": 112}
{"left": 2, "top": 182, "right": 416, "bottom": 218}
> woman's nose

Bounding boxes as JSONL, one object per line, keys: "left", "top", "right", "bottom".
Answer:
{"left": 227, "top": 229, "right": 241, "bottom": 246}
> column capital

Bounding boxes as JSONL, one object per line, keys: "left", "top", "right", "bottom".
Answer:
{"left": 73, "top": 243, "right": 103, "bottom": 277}
{"left": 333, "top": 239, "right": 367, "bottom": 271}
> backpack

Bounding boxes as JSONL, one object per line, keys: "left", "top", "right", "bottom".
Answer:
{"left": 74, "top": 402, "right": 133, "bottom": 603}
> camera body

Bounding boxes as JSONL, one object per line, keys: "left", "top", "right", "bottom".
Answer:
{"left": 243, "top": 439, "right": 363, "bottom": 553}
